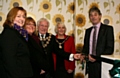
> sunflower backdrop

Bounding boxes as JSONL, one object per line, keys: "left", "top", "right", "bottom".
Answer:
{"left": 52, "top": 14, "right": 64, "bottom": 25}
{"left": 9, "top": 0, "right": 22, "bottom": 10}
{"left": 0, "top": 12, "right": 5, "bottom": 26}
{"left": 39, "top": 0, "right": 52, "bottom": 13}
{"left": 1, "top": 0, "right": 120, "bottom": 78}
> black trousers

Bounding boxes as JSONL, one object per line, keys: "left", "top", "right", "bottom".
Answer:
{"left": 88, "top": 61, "right": 101, "bottom": 78}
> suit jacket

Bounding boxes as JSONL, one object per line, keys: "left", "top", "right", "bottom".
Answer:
{"left": 0, "top": 25, "right": 33, "bottom": 78}
{"left": 53, "top": 35, "right": 76, "bottom": 71}
{"left": 82, "top": 23, "right": 114, "bottom": 57}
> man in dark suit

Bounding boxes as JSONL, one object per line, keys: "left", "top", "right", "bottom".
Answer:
{"left": 29, "top": 18, "right": 81, "bottom": 78}
{"left": 82, "top": 7, "right": 114, "bottom": 78}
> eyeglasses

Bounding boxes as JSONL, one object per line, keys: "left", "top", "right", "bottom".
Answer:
{"left": 26, "top": 23, "right": 35, "bottom": 26}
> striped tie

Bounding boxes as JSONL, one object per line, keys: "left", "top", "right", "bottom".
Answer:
{"left": 92, "top": 26, "right": 97, "bottom": 55}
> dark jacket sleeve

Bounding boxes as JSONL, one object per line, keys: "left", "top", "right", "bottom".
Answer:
{"left": 82, "top": 29, "right": 90, "bottom": 56}
{"left": 101, "top": 26, "right": 114, "bottom": 55}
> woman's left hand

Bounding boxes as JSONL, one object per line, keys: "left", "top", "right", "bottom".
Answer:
{"left": 67, "top": 69, "right": 73, "bottom": 73}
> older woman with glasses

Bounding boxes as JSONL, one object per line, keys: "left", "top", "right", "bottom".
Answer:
{"left": 53, "top": 22, "right": 76, "bottom": 78}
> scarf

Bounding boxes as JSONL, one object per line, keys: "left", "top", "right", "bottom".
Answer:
{"left": 14, "top": 24, "right": 28, "bottom": 41}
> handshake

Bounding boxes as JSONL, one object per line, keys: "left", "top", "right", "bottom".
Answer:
{"left": 73, "top": 53, "right": 97, "bottom": 62}
{"left": 73, "top": 53, "right": 85, "bottom": 61}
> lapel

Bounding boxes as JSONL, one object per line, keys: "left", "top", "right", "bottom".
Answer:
{"left": 87, "top": 27, "right": 93, "bottom": 41}
{"left": 45, "top": 33, "right": 49, "bottom": 38}
{"left": 97, "top": 23, "right": 105, "bottom": 44}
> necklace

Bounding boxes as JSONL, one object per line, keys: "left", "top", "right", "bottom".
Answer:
{"left": 55, "top": 36, "right": 69, "bottom": 49}
{"left": 39, "top": 33, "right": 52, "bottom": 48}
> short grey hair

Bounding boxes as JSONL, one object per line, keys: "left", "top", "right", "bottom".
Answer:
{"left": 54, "top": 22, "right": 66, "bottom": 34}
{"left": 37, "top": 18, "right": 50, "bottom": 27}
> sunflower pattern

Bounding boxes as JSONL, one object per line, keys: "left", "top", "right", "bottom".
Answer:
{"left": 116, "top": 4, "right": 120, "bottom": 24}
{"left": 39, "top": 0, "right": 52, "bottom": 13}
{"left": 9, "top": 0, "right": 22, "bottom": 10}
{"left": 101, "top": 15, "right": 113, "bottom": 25}
{"left": 74, "top": 72, "right": 84, "bottom": 78}
{"left": 89, "top": 2, "right": 99, "bottom": 9}
{"left": 116, "top": 32, "right": 120, "bottom": 44}
{"left": 68, "top": 30, "right": 74, "bottom": 36}
{"left": 116, "top": 4, "right": 120, "bottom": 14}
{"left": 52, "top": 14, "right": 64, "bottom": 25}
{"left": 75, "top": 14, "right": 86, "bottom": 27}
{"left": 67, "top": 2, "right": 75, "bottom": 14}
{"left": 76, "top": 43, "right": 83, "bottom": 53}
{"left": 27, "top": 12, "right": 36, "bottom": 21}
{"left": 1, "top": 0, "right": 120, "bottom": 77}
{"left": 115, "top": 32, "right": 120, "bottom": 53}
{"left": 0, "top": 12, "right": 5, "bottom": 26}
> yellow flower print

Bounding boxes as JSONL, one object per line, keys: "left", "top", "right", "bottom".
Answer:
{"left": 76, "top": 43, "right": 83, "bottom": 53}
{"left": 74, "top": 72, "right": 84, "bottom": 78}
{"left": 116, "top": 32, "right": 120, "bottom": 43}
{"left": 116, "top": 4, "right": 120, "bottom": 14}
{"left": 0, "top": 12, "right": 5, "bottom": 26}
{"left": 76, "top": 14, "right": 86, "bottom": 27}
{"left": 68, "top": 2, "right": 75, "bottom": 14}
{"left": 27, "top": 12, "right": 36, "bottom": 22}
{"left": 9, "top": 0, "right": 22, "bottom": 9}
{"left": 89, "top": 2, "right": 99, "bottom": 9}
{"left": 101, "top": 15, "right": 113, "bottom": 25}
{"left": 52, "top": 14, "right": 64, "bottom": 25}
{"left": 68, "top": 30, "right": 74, "bottom": 36}
{"left": 40, "top": 0, "right": 52, "bottom": 12}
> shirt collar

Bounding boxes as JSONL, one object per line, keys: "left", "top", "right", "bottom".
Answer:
{"left": 39, "top": 33, "right": 46, "bottom": 38}
{"left": 93, "top": 22, "right": 101, "bottom": 28}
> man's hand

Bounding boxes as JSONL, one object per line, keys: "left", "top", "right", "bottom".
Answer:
{"left": 89, "top": 55, "right": 96, "bottom": 62}
{"left": 40, "top": 69, "right": 45, "bottom": 74}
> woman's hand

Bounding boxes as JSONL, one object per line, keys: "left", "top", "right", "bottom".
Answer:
{"left": 40, "top": 69, "right": 45, "bottom": 74}
{"left": 67, "top": 69, "right": 73, "bottom": 73}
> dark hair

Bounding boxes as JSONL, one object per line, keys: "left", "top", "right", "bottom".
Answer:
{"left": 89, "top": 7, "right": 102, "bottom": 16}
{"left": 3, "top": 7, "right": 26, "bottom": 27}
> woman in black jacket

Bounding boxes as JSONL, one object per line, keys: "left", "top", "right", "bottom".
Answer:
{"left": 24, "top": 17, "right": 49, "bottom": 78}
{"left": 0, "top": 7, "right": 33, "bottom": 78}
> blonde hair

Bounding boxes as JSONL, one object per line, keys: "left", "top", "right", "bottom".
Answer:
{"left": 54, "top": 22, "right": 66, "bottom": 34}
